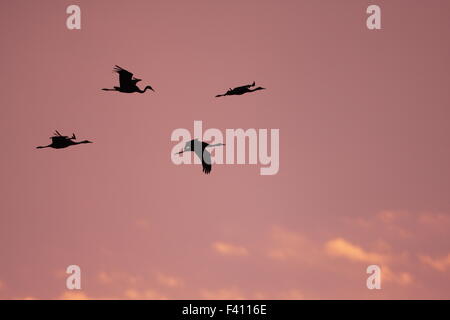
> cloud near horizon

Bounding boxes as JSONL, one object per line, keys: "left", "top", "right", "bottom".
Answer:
{"left": 3, "top": 210, "right": 450, "bottom": 299}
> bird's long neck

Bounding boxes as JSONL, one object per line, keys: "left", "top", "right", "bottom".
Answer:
{"left": 138, "top": 86, "right": 151, "bottom": 93}
{"left": 73, "top": 140, "right": 89, "bottom": 145}
{"left": 36, "top": 145, "right": 51, "bottom": 149}
{"left": 249, "top": 87, "right": 264, "bottom": 92}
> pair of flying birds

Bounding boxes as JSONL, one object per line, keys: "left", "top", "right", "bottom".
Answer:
{"left": 101, "top": 65, "right": 266, "bottom": 97}
{"left": 36, "top": 66, "right": 266, "bottom": 174}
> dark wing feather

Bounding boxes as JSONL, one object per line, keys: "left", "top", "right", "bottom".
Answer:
{"left": 51, "top": 136, "right": 67, "bottom": 143}
{"left": 202, "top": 162, "right": 211, "bottom": 174}
{"left": 193, "top": 147, "right": 212, "bottom": 175}
{"left": 113, "top": 65, "right": 134, "bottom": 87}
{"left": 201, "top": 148, "right": 212, "bottom": 175}
{"left": 52, "top": 130, "right": 68, "bottom": 140}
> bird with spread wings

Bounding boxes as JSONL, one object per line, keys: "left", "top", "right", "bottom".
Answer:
{"left": 102, "top": 65, "right": 155, "bottom": 94}
{"left": 176, "top": 139, "right": 225, "bottom": 174}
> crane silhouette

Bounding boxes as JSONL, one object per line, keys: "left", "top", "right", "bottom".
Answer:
{"left": 215, "top": 81, "right": 265, "bottom": 97}
{"left": 36, "top": 131, "right": 92, "bottom": 149}
{"left": 176, "top": 139, "right": 225, "bottom": 174}
{"left": 102, "top": 65, "right": 155, "bottom": 94}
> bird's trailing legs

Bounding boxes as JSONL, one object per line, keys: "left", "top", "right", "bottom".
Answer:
{"left": 206, "top": 143, "right": 225, "bottom": 148}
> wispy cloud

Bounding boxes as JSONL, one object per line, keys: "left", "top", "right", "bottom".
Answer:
{"left": 200, "top": 287, "right": 245, "bottom": 300}
{"left": 212, "top": 241, "right": 248, "bottom": 256}
{"left": 419, "top": 254, "right": 450, "bottom": 272}
{"left": 59, "top": 291, "right": 89, "bottom": 300}
{"left": 156, "top": 273, "right": 183, "bottom": 288}
{"left": 325, "top": 238, "right": 387, "bottom": 264}
{"left": 124, "top": 288, "right": 167, "bottom": 300}
{"left": 418, "top": 213, "right": 450, "bottom": 229}
{"left": 280, "top": 289, "right": 305, "bottom": 300}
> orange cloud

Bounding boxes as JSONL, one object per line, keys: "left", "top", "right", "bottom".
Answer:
{"left": 156, "top": 273, "right": 183, "bottom": 288}
{"left": 98, "top": 272, "right": 113, "bottom": 285}
{"left": 280, "top": 289, "right": 305, "bottom": 300}
{"left": 200, "top": 287, "right": 245, "bottom": 300}
{"left": 382, "top": 266, "right": 414, "bottom": 286}
{"left": 325, "top": 238, "right": 387, "bottom": 264}
{"left": 212, "top": 242, "right": 248, "bottom": 256}
{"left": 419, "top": 254, "right": 450, "bottom": 272}
{"left": 325, "top": 238, "right": 413, "bottom": 286}
{"left": 252, "top": 289, "right": 307, "bottom": 300}
{"left": 124, "top": 289, "right": 167, "bottom": 300}
{"left": 57, "top": 286, "right": 167, "bottom": 300}
{"left": 377, "top": 210, "right": 409, "bottom": 224}
{"left": 59, "top": 291, "right": 89, "bottom": 300}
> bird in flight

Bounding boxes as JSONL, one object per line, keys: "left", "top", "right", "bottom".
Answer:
{"left": 36, "top": 131, "right": 92, "bottom": 149}
{"left": 215, "top": 81, "right": 265, "bottom": 97}
{"left": 102, "top": 65, "right": 155, "bottom": 94}
{"left": 176, "top": 139, "right": 225, "bottom": 174}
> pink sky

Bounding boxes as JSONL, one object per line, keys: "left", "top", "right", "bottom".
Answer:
{"left": 0, "top": 0, "right": 450, "bottom": 299}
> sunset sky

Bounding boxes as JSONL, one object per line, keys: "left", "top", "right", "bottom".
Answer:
{"left": 0, "top": 0, "right": 449, "bottom": 299}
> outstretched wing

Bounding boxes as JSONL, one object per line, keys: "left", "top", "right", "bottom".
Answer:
{"left": 234, "top": 82, "right": 255, "bottom": 91}
{"left": 51, "top": 130, "right": 68, "bottom": 141}
{"left": 193, "top": 147, "right": 212, "bottom": 174}
{"left": 201, "top": 149, "right": 212, "bottom": 174}
{"left": 113, "top": 65, "right": 134, "bottom": 87}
